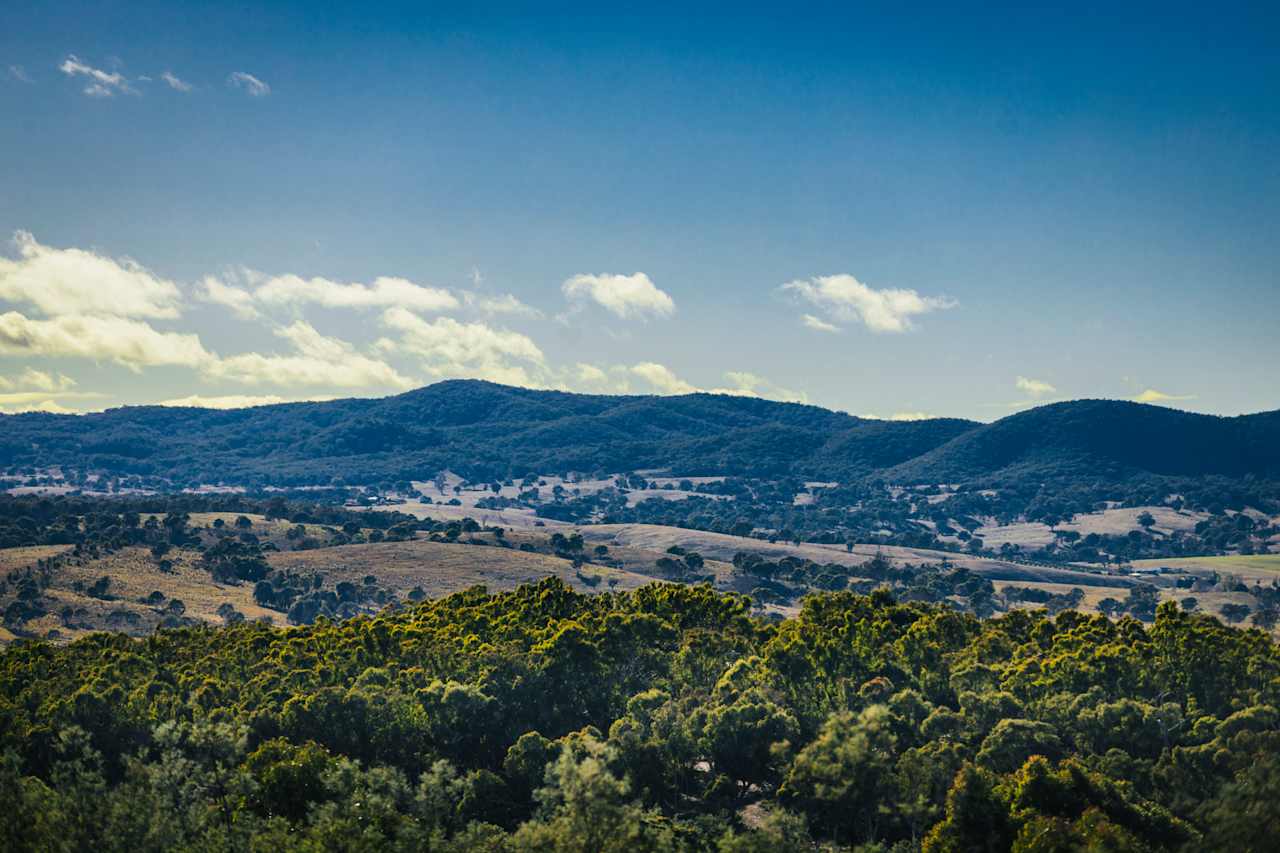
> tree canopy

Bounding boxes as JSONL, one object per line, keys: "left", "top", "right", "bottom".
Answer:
{"left": 2, "top": 578, "right": 1277, "bottom": 850}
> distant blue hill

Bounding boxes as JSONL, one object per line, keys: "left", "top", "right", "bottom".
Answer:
{"left": 2, "top": 381, "right": 1277, "bottom": 494}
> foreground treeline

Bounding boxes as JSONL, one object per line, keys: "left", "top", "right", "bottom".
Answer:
{"left": 2, "top": 581, "right": 1278, "bottom": 851}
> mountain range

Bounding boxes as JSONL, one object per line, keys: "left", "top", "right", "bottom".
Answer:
{"left": 2, "top": 380, "right": 1277, "bottom": 491}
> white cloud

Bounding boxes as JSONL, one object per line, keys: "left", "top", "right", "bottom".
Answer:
{"left": 0, "top": 311, "right": 211, "bottom": 370}
{"left": 1015, "top": 376, "right": 1056, "bottom": 397}
{"left": 562, "top": 273, "right": 675, "bottom": 319}
{"left": 0, "top": 232, "right": 828, "bottom": 406}
{"left": 715, "top": 370, "right": 808, "bottom": 403}
{"left": 721, "top": 371, "right": 768, "bottom": 392}
{"left": 630, "top": 362, "right": 698, "bottom": 395}
{"left": 198, "top": 276, "right": 260, "bottom": 319}
{"left": 155, "top": 393, "right": 334, "bottom": 409}
{"left": 0, "top": 368, "right": 89, "bottom": 413}
{"left": 575, "top": 363, "right": 608, "bottom": 384}
{"left": 0, "top": 304, "right": 408, "bottom": 390}
{"left": 59, "top": 55, "right": 133, "bottom": 97}
{"left": 560, "top": 363, "right": 808, "bottom": 401}
{"left": 379, "top": 308, "right": 545, "bottom": 386}
{"left": 206, "top": 321, "right": 414, "bottom": 389}
{"left": 8, "top": 65, "right": 32, "bottom": 83}
{"left": 858, "top": 411, "right": 934, "bottom": 421}
{"left": 0, "top": 367, "right": 76, "bottom": 393}
{"left": 1134, "top": 388, "right": 1196, "bottom": 404}
{"left": 227, "top": 71, "right": 270, "bottom": 96}
{"left": 201, "top": 272, "right": 459, "bottom": 316}
{"left": 258, "top": 274, "right": 459, "bottom": 313}
{"left": 160, "top": 71, "right": 192, "bottom": 92}
{"left": 1, "top": 231, "right": 182, "bottom": 319}
{"left": 201, "top": 270, "right": 540, "bottom": 322}
{"left": 0, "top": 394, "right": 80, "bottom": 415}
{"left": 463, "top": 292, "right": 542, "bottom": 318}
{"left": 801, "top": 314, "right": 840, "bottom": 333}
{"left": 782, "top": 274, "right": 955, "bottom": 333}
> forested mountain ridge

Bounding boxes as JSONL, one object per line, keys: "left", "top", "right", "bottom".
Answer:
{"left": 1, "top": 381, "right": 1277, "bottom": 492}
{"left": 0, "top": 381, "right": 978, "bottom": 484}
{"left": 885, "top": 400, "right": 1280, "bottom": 485}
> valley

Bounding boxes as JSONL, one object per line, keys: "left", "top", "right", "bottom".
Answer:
{"left": 3, "top": 386, "right": 1280, "bottom": 852}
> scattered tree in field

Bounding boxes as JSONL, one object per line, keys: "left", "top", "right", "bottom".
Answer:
{"left": 1220, "top": 602, "right": 1252, "bottom": 624}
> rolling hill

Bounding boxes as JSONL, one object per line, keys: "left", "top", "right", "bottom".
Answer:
{"left": 1, "top": 382, "right": 1277, "bottom": 495}
{"left": 884, "top": 399, "right": 1280, "bottom": 484}
{"left": 0, "top": 380, "right": 977, "bottom": 485}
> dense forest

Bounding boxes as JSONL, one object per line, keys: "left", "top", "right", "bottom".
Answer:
{"left": 0, "top": 381, "right": 975, "bottom": 485}
{"left": 3, "top": 382, "right": 1278, "bottom": 508}
{"left": 3, "top": 579, "right": 1278, "bottom": 851}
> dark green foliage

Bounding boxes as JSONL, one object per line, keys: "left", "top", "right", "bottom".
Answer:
{"left": 12, "top": 383, "right": 1275, "bottom": 502}
{"left": 1, "top": 582, "right": 1276, "bottom": 849}
{"left": 0, "top": 380, "right": 977, "bottom": 486}
{"left": 887, "top": 399, "right": 1280, "bottom": 484}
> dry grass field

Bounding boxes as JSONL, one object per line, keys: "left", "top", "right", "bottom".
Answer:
{"left": 5, "top": 508, "right": 1269, "bottom": 646}
{"left": 384, "top": 501, "right": 571, "bottom": 529}
{"left": 1, "top": 535, "right": 669, "bottom": 645}
{"left": 976, "top": 506, "right": 1209, "bottom": 549}
{"left": 0, "top": 544, "right": 70, "bottom": 572}
{"left": 992, "top": 578, "right": 1269, "bottom": 632}
{"left": 4, "top": 545, "right": 283, "bottom": 643}
{"left": 1131, "top": 554, "right": 1280, "bottom": 580}
{"left": 493, "top": 529, "right": 738, "bottom": 585}
{"left": 574, "top": 523, "right": 1129, "bottom": 587}
{"left": 626, "top": 489, "right": 728, "bottom": 507}
{"left": 265, "top": 538, "right": 659, "bottom": 598}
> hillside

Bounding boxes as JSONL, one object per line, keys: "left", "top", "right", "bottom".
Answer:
{"left": 3, "top": 382, "right": 1278, "bottom": 498}
{"left": 885, "top": 399, "right": 1280, "bottom": 486}
{"left": 0, "top": 380, "right": 977, "bottom": 485}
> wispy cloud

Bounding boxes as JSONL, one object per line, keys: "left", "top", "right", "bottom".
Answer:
{"left": 0, "top": 369, "right": 100, "bottom": 415}
{"left": 7, "top": 65, "right": 32, "bottom": 83}
{"left": 0, "top": 367, "right": 76, "bottom": 393}
{"left": 782, "top": 274, "right": 955, "bottom": 333}
{"left": 160, "top": 71, "right": 192, "bottom": 92}
{"left": 861, "top": 411, "right": 934, "bottom": 421}
{"left": 801, "top": 313, "right": 840, "bottom": 333}
{"left": 0, "top": 394, "right": 82, "bottom": 414}
{"left": 574, "top": 363, "right": 608, "bottom": 384}
{"left": 156, "top": 393, "right": 336, "bottom": 409}
{"left": 200, "top": 272, "right": 459, "bottom": 319}
{"left": 227, "top": 71, "right": 270, "bottom": 97}
{"left": 574, "top": 362, "right": 805, "bottom": 402}
{"left": 1134, "top": 388, "right": 1196, "bottom": 404}
{"left": 59, "top": 54, "right": 134, "bottom": 97}
{"left": 629, "top": 362, "right": 698, "bottom": 394}
{"left": 1015, "top": 376, "right": 1056, "bottom": 397}
{"left": 463, "top": 292, "right": 542, "bottom": 318}
{"left": 717, "top": 370, "right": 807, "bottom": 403}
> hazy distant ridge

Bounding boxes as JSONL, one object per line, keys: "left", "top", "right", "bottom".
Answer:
{"left": 2, "top": 381, "right": 1277, "bottom": 488}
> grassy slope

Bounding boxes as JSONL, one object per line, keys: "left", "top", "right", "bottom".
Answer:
{"left": 575, "top": 522, "right": 1134, "bottom": 587}
{"left": 265, "top": 538, "right": 660, "bottom": 598}
{"left": 1132, "top": 554, "right": 1280, "bottom": 576}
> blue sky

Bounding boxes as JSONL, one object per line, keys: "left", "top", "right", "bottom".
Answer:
{"left": 1, "top": 1, "right": 1277, "bottom": 419}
